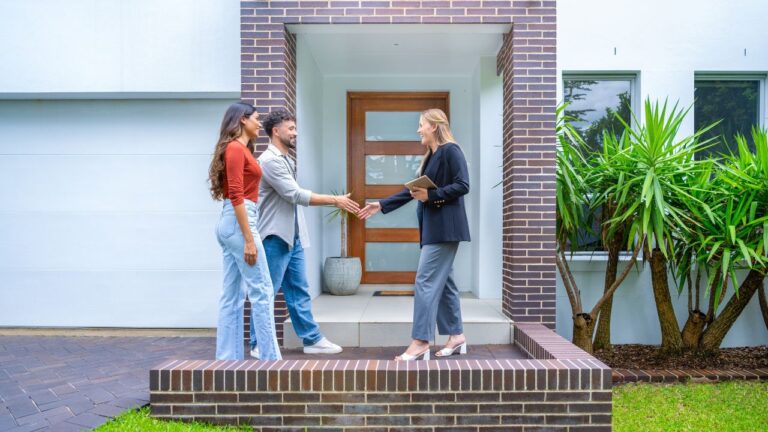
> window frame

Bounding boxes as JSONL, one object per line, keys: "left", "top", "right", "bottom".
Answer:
{"left": 560, "top": 72, "right": 639, "bottom": 260}
{"left": 562, "top": 72, "right": 640, "bottom": 134}
{"left": 693, "top": 73, "right": 766, "bottom": 155}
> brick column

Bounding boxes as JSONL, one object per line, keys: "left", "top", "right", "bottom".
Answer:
{"left": 240, "top": 1, "right": 558, "bottom": 341}
{"left": 240, "top": 13, "right": 297, "bottom": 346}
{"left": 497, "top": 15, "right": 557, "bottom": 329}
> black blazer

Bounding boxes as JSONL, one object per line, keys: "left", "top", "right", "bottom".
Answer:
{"left": 380, "top": 143, "right": 471, "bottom": 246}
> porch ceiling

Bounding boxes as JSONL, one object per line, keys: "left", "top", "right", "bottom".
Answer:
{"left": 289, "top": 24, "right": 509, "bottom": 76}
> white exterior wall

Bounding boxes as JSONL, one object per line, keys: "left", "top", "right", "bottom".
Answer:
{"left": 296, "top": 36, "right": 326, "bottom": 298}
{"left": 0, "top": 99, "right": 233, "bottom": 327}
{"left": 472, "top": 57, "right": 504, "bottom": 299}
{"left": 0, "top": 0, "right": 240, "bottom": 97}
{"left": 0, "top": 0, "right": 241, "bottom": 328}
{"left": 553, "top": 0, "right": 768, "bottom": 346}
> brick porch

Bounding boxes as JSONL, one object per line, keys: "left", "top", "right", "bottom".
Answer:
{"left": 150, "top": 324, "right": 612, "bottom": 430}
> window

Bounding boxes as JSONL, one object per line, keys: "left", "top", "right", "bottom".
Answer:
{"left": 563, "top": 75, "right": 635, "bottom": 151}
{"left": 562, "top": 74, "right": 636, "bottom": 251}
{"left": 694, "top": 77, "right": 763, "bottom": 158}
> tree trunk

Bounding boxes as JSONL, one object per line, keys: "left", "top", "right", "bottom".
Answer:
{"left": 593, "top": 228, "right": 624, "bottom": 351}
{"left": 572, "top": 313, "right": 595, "bottom": 354}
{"left": 759, "top": 283, "right": 768, "bottom": 331}
{"left": 681, "top": 310, "right": 706, "bottom": 350}
{"left": 649, "top": 249, "right": 683, "bottom": 354}
{"left": 699, "top": 269, "right": 765, "bottom": 352}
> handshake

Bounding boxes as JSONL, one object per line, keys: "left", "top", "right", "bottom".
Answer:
{"left": 332, "top": 186, "right": 431, "bottom": 220}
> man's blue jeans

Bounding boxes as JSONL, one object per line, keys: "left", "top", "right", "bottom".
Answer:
{"left": 215, "top": 199, "right": 281, "bottom": 361}
{"left": 250, "top": 234, "right": 322, "bottom": 349}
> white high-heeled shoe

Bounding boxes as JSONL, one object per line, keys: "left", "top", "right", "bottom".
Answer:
{"left": 395, "top": 347, "right": 430, "bottom": 361}
{"left": 435, "top": 342, "right": 467, "bottom": 357}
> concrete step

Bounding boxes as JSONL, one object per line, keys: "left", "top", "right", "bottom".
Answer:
{"left": 284, "top": 285, "right": 512, "bottom": 348}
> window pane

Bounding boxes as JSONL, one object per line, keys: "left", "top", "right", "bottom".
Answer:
{"left": 365, "top": 199, "right": 418, "bottom": 228}
{"left": 562, "top": 76, "right": 633, "bottom": 251}
{"left": 366, "top": 155, "right": 422, "bottom": 185}
{"left": 366, "top": 111, "right": 421, "bottom": 141}
{"left": 563, "top": 78, "right": 632, "bottom": 150}
{"left": 694, "top": 80, "right": 760, "bottom": 158}
{"left": 365, "top": 242, "right": 420, "bottom": 271}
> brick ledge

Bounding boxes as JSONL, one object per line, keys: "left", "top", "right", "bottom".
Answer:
{"left": 613, "top": 368, "right": 768, "bottom": 384}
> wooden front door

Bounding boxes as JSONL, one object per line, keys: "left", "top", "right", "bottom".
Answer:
{"left": 347, "top": 92, "right": 450, "bottom": 284}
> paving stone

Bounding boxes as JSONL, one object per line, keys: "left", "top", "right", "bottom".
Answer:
{"left": 66, "top": 412, "right": 109, "bottom": 429}
{"left": 14, "top": 411, "right": 48, "bottom": 427}
{"left": 5, "top": 400, "right": 37, "bottom": 420}
{"left": 83, "top": 388, "right": 114, "bottom": 405}
{"left": 0, "top": 336, "right": 212, "bottom": 429}
{"left": 111, "top": 397, "right": 146, "bottom": 409}
{"left": 41, "top": 406, "right": 73, "bottom": 424}
{"left": 28, "top": 390, "right": 58, "bottom": 406}
{"left": 65, "top": 397, "right": 96, "bottom": 416}
{"left": 50, "top": 385, "right": 76, "bottom": 398}
{"left": 5, "top": 422, "right": 48, "bottom": 432}
{"left": 47, "top": 422, "right": 84, "bottom": 432}
{"left": 0, "top": 414, "right": 17, "bottom": 431}
{"left": 0, "top": 385, "right": 25, "bottom": 400}
{"left": 89, "top": 404, "right": 127, "bottom": 418}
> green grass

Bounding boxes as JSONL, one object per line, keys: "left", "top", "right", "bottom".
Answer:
{"left": 94, "top": 407, "right": 248, "bottom": 431}
{"left": 614, "top": 381, "right": 768, "bottom": 432}
{"left": 96, "top": 382, "right": 768, "bottom": 431}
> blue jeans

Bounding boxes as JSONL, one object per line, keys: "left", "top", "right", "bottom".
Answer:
{"left": 215, "top": 199, "right": 281, "bottom": 361}
{"left": 250, "top": 234, "right": 322, "bottom": 349}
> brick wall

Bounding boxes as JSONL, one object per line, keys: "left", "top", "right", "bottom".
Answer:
{"left": 497, "top": 17, "right": 557, "bottom": 329}
{"left": 244, "top": 295, "right": 288, "bottom": 350}
{"left": 240, "top": 1, "right": 558, "bottom": 341}
{"left": 151, "top": 325, "right": 612, "bottom": 430}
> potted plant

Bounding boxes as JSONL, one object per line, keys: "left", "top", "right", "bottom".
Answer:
{"left": 323, "top": 192, "right": 362, "bottom": 295}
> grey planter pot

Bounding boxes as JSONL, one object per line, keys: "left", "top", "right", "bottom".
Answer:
{"left": 323, "top": 257, "right": 362, "bottom": 296}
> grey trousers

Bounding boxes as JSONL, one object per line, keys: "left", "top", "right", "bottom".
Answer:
{"left": 412, "top": 242, "right": 464, "bottom": 342}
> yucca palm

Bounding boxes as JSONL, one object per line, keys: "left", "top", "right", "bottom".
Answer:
{"left": 556, "top": 104, "right": 642, "bottom": 353}
{"left": 606, "top": 98, "right": 718, "bottom": 354}
{"left": 587, "top": 130, "right": 635, "bottom": 351}
{"left": 681, "top": 127, "right": 768, "bottom": 351}
{"left": 674, "top": 159, "right": 768, "bottom": 350}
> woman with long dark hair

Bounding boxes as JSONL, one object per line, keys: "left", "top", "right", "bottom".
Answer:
{"left": 208, "top": 102, "right": 281, "bottom": 360}
{"left": 358, "top": 108, "right": 471, "bottom": 361}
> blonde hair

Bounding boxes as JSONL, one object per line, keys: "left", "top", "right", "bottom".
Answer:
{"left": 417, "top": 108, "right": 456, "bottom": 175}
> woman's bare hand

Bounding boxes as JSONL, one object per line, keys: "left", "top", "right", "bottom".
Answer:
{"left": 358, "top": 202, "right": 382, "bottom": 220}
{"left": 244, "top": 240, "right": 257, "bottom": 266}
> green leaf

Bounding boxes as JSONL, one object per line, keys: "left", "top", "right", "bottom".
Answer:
{"left": 729, "top": 225, "right": 736, "bottom": 244}
{"left": 721, "top": 249, "right": 731, "bottom": 278}
{"left": 737, "top": 239, "right": 752, "bottom": 268}
{"left": 708, "top": 241, "right": 722, "bottom": 262}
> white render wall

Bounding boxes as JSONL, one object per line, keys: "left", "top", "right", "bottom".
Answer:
{"left": 0, "top": 99, "right": 233, "bottom": 327}
{"left": 558, "top": 0, "right": 768, "bottom": 134}
{"left": 0, "top": 0, "right": 240, "bottom": 97}
{"left": 0, "top": 0, "right": 241, "bottom": 327}
{"left": 295, "top": 35, "right": 326, "bottom": 299}
{"left": 554, "top": 0, "right": 768, "bottom": 346}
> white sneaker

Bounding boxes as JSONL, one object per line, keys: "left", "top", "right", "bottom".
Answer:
{"left": 303, "top": 337, "right": 343, "bottom": 354}
{"left": 250, "top": 346, "right": 260, "bottom": 359}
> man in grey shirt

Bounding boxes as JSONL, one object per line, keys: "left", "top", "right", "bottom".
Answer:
{"left": 249, "top": 109, "right": 359, "bottom": 357}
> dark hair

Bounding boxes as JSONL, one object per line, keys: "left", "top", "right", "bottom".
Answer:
{"left": 208, "top": 102, "right": 257, "bottom": 200}
{"left": 262, "top": 108, "right": 296, "bottom": 138}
